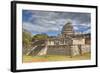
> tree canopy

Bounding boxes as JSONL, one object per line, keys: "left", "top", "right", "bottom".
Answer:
{"left": 32, "top": 33, "right": 48, "bottom": 41}
{"left": 22, "top": 31, "right": 32, "bottom": 49}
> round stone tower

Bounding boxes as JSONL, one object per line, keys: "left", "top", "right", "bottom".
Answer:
{"left": 61, "top": 20, "right": 74, "bottom": 37}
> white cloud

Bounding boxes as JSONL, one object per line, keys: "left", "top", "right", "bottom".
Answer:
{"left": 73, "top": 26, "right": 79, "bottom": 30}
{"left": 23, "top": 22, "right": 59, "bottom": 33}
{"left": 23, "top": 10, "right": 91, "bottom": 35}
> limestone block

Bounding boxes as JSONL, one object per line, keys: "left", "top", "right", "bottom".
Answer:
{"left": 81, "top": 45, "right": 91, "bottom": 54}
{"left": 71, "top": 45, "right": 80, "bottom": 56}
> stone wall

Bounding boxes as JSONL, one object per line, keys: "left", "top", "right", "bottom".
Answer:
{"left": 47, "top": 45, "right": 71, "bottom": 55}
{"left": 81, "top": 45, "right": 91, "bottom": 54}
{"left": 71, "top": 45, "right": 80, "bottom": 56}
{"left": 73, "top": 38, "right": 85, "bottom": 45}
{"left": 71, "top": 45, "right": 91, "bottom": 56}
{"left": 46, "top": 45, "right": 90, "bottom": 56}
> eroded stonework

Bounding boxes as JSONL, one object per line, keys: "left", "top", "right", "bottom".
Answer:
{"left": 46, "top": 21, "right": 91, "bottom": 56}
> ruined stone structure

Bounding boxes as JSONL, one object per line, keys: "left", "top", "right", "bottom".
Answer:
{"left": 46, "top": 21, "right": 91, "bottom": 56}
{"left": 26, "top": 21, "right": 91, "bottom": 57}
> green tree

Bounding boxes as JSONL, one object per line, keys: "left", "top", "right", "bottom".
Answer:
{"left": 32, "top": 33, "right": 48, "bottom": 41}
{"left": 22, "top": 31, "right": 32, "bottom": 49}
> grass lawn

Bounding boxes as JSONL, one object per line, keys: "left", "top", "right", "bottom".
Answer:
{"left": 22, "top": 53, "right": 91, "bottom": 63}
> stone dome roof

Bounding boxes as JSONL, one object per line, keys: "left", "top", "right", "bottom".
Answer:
{"left": 61, "top": 21, "right": 74, "bottom": 35}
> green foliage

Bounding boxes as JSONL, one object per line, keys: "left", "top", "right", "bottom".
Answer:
{"left": 32, "top": 33, "right": 48, "bottom": 41}
{"left": 23, "top": 31, "right": 32, "bottom": 49}
{"left": 22, "top": 32, "right": 48, "bottom": 49}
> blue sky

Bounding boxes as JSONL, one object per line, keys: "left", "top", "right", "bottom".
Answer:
{"left": 22, "top": 10, "right": 91, "bottom": 36}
